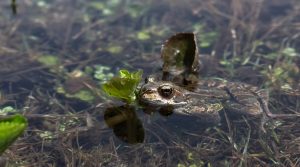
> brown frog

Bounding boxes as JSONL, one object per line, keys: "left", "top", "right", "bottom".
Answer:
{"left": 138, "top": 76, "right": 269, "bottom": 124}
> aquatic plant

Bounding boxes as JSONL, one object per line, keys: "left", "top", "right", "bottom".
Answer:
{"left": 0, "top": 115, "right": 28, "bottom": 154}
{"left": 102, "top": 69, "right": 143, "bottom": 103}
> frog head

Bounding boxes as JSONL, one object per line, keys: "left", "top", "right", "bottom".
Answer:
{"left": 138, "top": 76, "right": 188, "bottom": 107}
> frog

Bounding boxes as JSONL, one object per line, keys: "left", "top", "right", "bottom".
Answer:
{"left": 138, "top": 76, "right": 269, "bottom": 125}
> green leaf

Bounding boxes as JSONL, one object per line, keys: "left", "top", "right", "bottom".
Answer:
{"left": 282, "top": 47, "right": 298, "bottom": 57}
{"left": 107, "top": 45, "right": 122, "bottom": 54}
{"left": 177, "top": 164, "right": 186, "bottom": 167}
{"left": 93, "top": 65, "right": 114, "bottom": 83}
{"left": 70, "top": 90, "right": 95, "bottom": 102}
{"left": 88, "top": 2, "right": 105, "bottom": 10}
{"left": 56, "top": 86, "right": 95, "bottom": 103}
{"left": 37, "top": 55, "right": 59, "bottom": 66}
{"left": 0, "top": 106, "right": 18, "bottom": 115}
{"left": 102, "top": 70, "right": 142, "bottom": 103}
{"left": 0, "top": 114, "right": 28, "bottom": 154}
{"left": 199, "top": 42, "right": 210, "bottom": 48}
{"left": 137, "top": 31, "right": 150, "bottom": 40}
{"left": 199, "top": 31, "right": 218, "bottom": 48}
{"left": 119, "top": 69, "right": 131, "bottom": 78}
{"left": 274, "top": 67, "right": 284, "bottom": 77}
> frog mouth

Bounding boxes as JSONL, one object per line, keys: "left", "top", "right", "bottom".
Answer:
{"left": 139, "top": 95, "right": 188, "bottom": 107}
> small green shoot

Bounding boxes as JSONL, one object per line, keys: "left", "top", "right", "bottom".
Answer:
{"left": 102, "top": 70, "right": 142, "bottom": 103}
{"left": 0, "top": 114, "right": 28, "bottom": 154}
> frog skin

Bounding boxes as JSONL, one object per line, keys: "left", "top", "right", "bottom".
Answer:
{"left": 138, "top": 77, "right": 269, "bottom": 123}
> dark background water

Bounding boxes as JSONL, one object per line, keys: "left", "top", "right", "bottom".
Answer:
{"left": 0, "top": 0, "right": 299, "bottom": 166}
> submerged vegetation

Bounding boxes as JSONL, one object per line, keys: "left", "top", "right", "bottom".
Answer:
{"left": 0, "top": 0, "right": 299, "bottom": 166}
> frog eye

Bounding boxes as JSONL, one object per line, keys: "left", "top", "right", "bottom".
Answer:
{"left": 158, "top": 85, "right": 174, "bottom": 98}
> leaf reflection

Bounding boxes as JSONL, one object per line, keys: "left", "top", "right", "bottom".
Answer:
{"left": 104, "top": 105, "right": 144, "bottom": 144}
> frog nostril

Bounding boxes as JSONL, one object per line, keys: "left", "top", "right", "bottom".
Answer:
{"left": 144, "top": 77, "right": 149, "bottom": 83}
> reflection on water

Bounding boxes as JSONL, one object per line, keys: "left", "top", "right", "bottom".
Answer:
{"left": 104, "top": 105, "right": 144, "bottom": 144}
{"left": 10, "top": 0, "right": 17, "bottom": 15}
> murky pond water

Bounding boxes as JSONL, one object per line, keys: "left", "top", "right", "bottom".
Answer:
{"left": 0, "top": 0, "right": 300, "bottom": 166}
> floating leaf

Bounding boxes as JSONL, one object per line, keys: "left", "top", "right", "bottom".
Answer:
{"left": 282, "top": 47, "right": 298, "bottom": 57}
{"left": 69, "top": 90, "right": 95, "bottom": 102}
{"left": 88, "top": 0, "right": 121, "bottom": 16}
{"left": 127, "top": 4, "right": 145, "bottom": 18}
{"left": 93, "top": 65, "right": 114, "bottom": 83}
{"left": 37, "top": 131, "right": 54, "bottom": 140}
{"left": 0, "top": 114, "right": 28, "bottom": 154}
{"left": 0, "top": 106, "right": 18, "bottom": 115}
{"left": 56, "top": 86, "right": 95, "bottom": 103}
{"left": 107, "top": 45, "right": 122, "bottom": 54}
{"left": 102, "top": 70, "right": 142, "bottom": 103}
{"left": 137, "top": 31, "right": 150, "bottom": 40}
{"left": 199, "top": 31, "right": 218, "bottom": 48}
{"left": 37, "top": 55, "right": 59, "bottom": 66}
{"left": 88, "top": 2, "right": 105, "bottom": 10}
{"left": 161, "top": 33, "right": 200, "bottom": 75}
